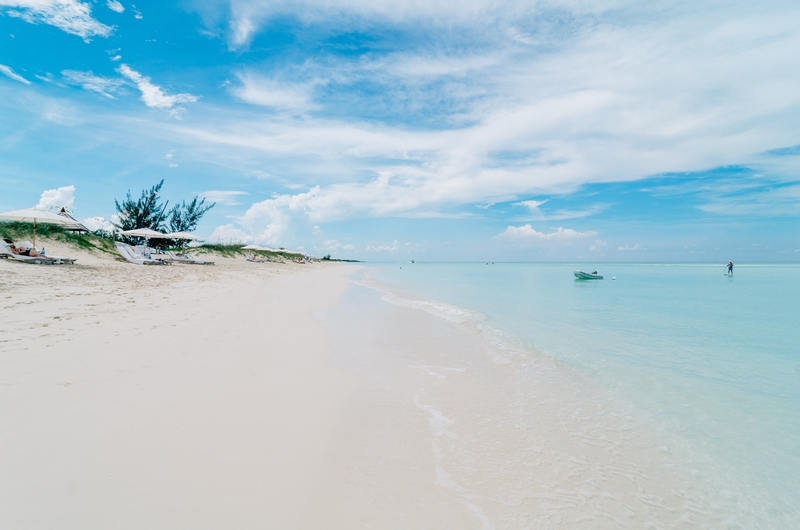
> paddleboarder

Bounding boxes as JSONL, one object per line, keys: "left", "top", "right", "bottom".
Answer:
{"left": 727, "top": 261, "right": 734, "bottom": 275}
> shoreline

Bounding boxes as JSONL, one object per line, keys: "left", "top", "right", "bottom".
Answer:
{"left": 316, "top": 276, "right": 734, "bottom": 528}
{"left": 0, "top": 246, "right": 782, "bottom": 527}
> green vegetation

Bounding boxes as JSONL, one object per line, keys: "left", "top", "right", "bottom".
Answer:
{"left": 114, "top": 180, "right": 214, "bottom": 247}
{"left": 168, "top": 196, "right": 215, "bottom": 233}
{"left": 0, "top": 221, "right": 116, "bottom": 254}
{"left": 191, "top": 243, "right": 247, "bottom": 258}
{"left": 190, "top": 244, "right": 299, "bottom": 261}
{"left": 320, "top": 254, "right": 360, "bottom": 262}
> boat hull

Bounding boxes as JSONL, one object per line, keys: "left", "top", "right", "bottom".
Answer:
{"left": 574, "top": 270, "right": 603, "bottom": 280}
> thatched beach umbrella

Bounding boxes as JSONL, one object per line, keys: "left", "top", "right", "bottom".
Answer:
{"left": 0, "top": 208, "right": 79, "bottom": 247}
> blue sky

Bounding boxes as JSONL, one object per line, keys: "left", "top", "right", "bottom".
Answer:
{"left": 1, "top": 0, "right": 799, "bottom": 261}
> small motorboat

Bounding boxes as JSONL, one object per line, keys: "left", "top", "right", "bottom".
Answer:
{"left": 574, "top": 270, "right": 603, "bottom": 280}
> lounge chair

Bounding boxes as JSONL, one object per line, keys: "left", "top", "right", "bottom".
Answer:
{"left": 115, "top": 242, "right": 169, "bottom": 265}
{"left": 1, "top": 240, "right": 73, "bottom": 265}
{"left": 166, "top": 251, "right": 214, "bottom": 265}
{"left": 14, "top": 241, "right": 77, "bottom": 264}
{"left": 1, "top": 243, "right": 53, "bottom": 264}
{"left": 246, "top": 254, "right": 266, "bottom": 263}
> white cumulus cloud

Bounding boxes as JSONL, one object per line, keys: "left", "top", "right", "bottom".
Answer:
{"left": 1, "top": 0, "right": 113, "bottom": 39}
{"left": 365, "top": 239, "right": 401, "bottom": 252}
{"left": 618, "top": 243, "right": 641, "bottom": 251}
{"left": 106, "top": 0, "right": 123, "bottom": 13}
{"left": 36, "top": 185, "right": 75, "bottom": 211}
{"left": 117, "top": 64, "right": 198, "bottom": 110}
{"left": 589, "top": 239, "right": 607, "bottom": 251}
{"left": 81, "top": 216, "right": 113, "bottom": 232}
{"left": 206, "top": 223, "right": 251, "bottom": 244}
{"left": 495, "top": 225, "right": 597, "bottom": 242}
{"left": 319, "top": 239, "right": 355, "bottom": 252}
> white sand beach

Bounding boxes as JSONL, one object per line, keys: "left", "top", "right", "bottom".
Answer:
{"left": 1, "top": 243, "right": 728, "bottom": 529}
{"left": 1, "top": 245, "right": 348, "bottom": 528}
{"left": 0, "top": 243, "right": 477, "bottom": 529}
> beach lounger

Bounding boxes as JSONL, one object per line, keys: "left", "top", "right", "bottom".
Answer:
{"left": 115, "top": 242, "right": 169, "bottom": 265}
{"left": 166, "top": 251, "right": 214, "bottom": 265}
{"left": 13, "top": 241, "right": 77, "bottom": 265}
{"left": 1, "top": 241, "right": 72, "bottom": 265}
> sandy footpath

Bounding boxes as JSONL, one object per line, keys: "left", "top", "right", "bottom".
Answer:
{"left": 0, "top": 242, "right": 373, "bottom": 529}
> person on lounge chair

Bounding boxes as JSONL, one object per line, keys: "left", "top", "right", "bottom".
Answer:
{"left": 9, "top": 244, "right": 43, "bottom": 257}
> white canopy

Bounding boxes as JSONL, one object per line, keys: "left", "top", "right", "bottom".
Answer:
{"left": 0, "top": 208, "right": 82, "bottom": 246}
{"left": 163, "top": 231, "right": 203, "bottom": 241}
{"left": 0, "top": 208, "right": 77, "bottom": 225}
{"left": 120, "top": 228, "right": 169, "bottom": 238}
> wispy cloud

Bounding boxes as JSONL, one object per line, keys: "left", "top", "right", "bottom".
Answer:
{"left": 231, "top": 71, "right": 317, "bottom": 112}
{"left": 62, "top": 69, "right": 124, "bottom": 99}
{"left": 515, "top": 199, "right": 608, "bottom": 221}
{"left": 198, "top": 190, "right": 247, "bottom": 205}
{"left": 1, "top": 0, "right": 113, "bottom": 39}
{"left": 0, "top": 64, "right": 30, "bottom": 84}
{"left": 698, "top": 184, "right": 800, "bottom": 216}
{"left": 117, "top": 64, "right": 198, "bottom": 110}
{"left": 644, "top": 169, "right": 800, "bottom": 217}
{"left": 764, "top": 144, "right": 800, "bottom": 157}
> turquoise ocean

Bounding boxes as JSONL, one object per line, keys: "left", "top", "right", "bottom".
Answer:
{"left": 358, "top": 262, "right": 800, "bottom": 526}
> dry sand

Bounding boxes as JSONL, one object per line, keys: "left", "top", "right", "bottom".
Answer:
{"left": 0, "top": 242, "right": 449, "bottom": 529}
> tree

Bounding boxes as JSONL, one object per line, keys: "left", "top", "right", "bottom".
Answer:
{"left": 114, "top": 181, "right": 215, "bottom": 248}
{"left": 169, "top": 196, "right": 215, "bottom": 233}
{"left": 114, "top": 180, "right": 169, "bottom": 233}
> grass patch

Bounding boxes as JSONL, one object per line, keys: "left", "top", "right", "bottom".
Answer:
{"left": 190, "top": 244, "right": 322, "bottom": 261}
{"left": 0, "top": 221, "right": 116, "bottom": 254}
{"left": 191, "top": 243, "right": 247, "bottom": 258}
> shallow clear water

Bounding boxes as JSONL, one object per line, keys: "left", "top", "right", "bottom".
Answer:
{"left": 362, "top": 262, "right": 800, "bottom": 525}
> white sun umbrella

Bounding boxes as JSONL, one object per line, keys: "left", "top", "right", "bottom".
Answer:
{"left": 119, "top": 228, "right": 171, "bottom": 254}
{"left": 163, "top": 231, "right": 203, "bottom": 241}
{"left": 241, "top": 244, "right": 261, "bottom": 250}
{"left": 163, "top": 231, "right": 203, "bottom": 253}
{"left": 0, "top": 208, "right": 78, "bottom": 247}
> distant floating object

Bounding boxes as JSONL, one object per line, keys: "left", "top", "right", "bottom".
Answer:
{"left": 574, "top": 270, "right": 603, "bottom": 280}
{"left": 411, "top": 260, "right": 414, "bottom": 263}
{"left": 612, "top": 277, "right": 617, "bottom": 280}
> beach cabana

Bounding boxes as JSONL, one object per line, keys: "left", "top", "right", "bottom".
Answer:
{"left": 0, "top": 208, "right": 80, "bottom": 247}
